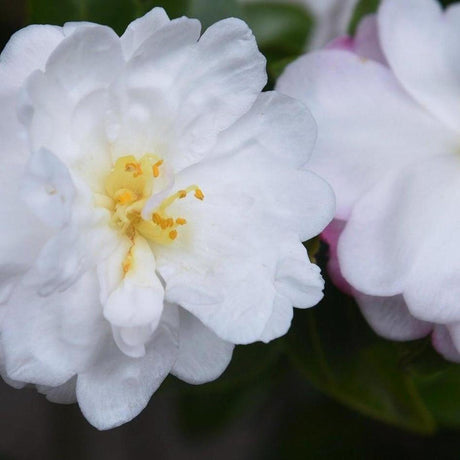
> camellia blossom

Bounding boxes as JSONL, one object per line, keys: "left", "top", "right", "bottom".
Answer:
{"left": 277, "top": 0, "right": 460, "bottom": 361}
{"left": 0, "top": 8, "right": 334, "bottom": 429}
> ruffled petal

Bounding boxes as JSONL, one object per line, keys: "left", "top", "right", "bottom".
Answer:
{"left": 76, "top": 305, "right": 179, "bottom": 430}
{"left": 171, "top": 309, "right": 234, "bottom": 384}
{"left": 2, "top": 270, "right": 108, "bottom": 387}
{"left": 277, "top": 50, "right": 457, "bottom": 219}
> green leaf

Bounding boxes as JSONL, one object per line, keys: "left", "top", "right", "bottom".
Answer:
{"left": 348, "top": 0, "right": 380, "bottom": 34}
{"left": 287, "top": 263, "right": 436, "bottom": 434}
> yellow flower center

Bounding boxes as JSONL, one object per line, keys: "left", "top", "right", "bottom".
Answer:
{"left": 100, "top": 154, "right": 204, "bottom": 274}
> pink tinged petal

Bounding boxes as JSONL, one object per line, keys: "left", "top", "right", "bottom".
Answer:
{"left": 326, "top": 36, "right": 355, "bottom": 52}
{"left": 76, "top": 305, "right": 179, "bottom": 430}
{"left": 353, "top": 15, "right": 387, "bottom": 65}
{"left": 322, "top": 219, "right": 353, "bottom": 295}
{"left": 121, "top": 7, "right": 171, "bottom": 59}
{"left": 0, "top": 25, "right": 63, "bottom": 93}
{"left": 354, "top": 292, "right": 432, "bottom": 341}
{"left": 378, "top": 0, "right": 460, "bottom": 131}
{"left": 277, "top": 50, "right": 457, "bottom": 219}
{"left": 171, "top": 309, "right": 234, "bottom": 384}
{"left": 340, "top": 154, "right": 460, "bottom": 324}
{"left": 103, "top": 236, "right": 164, "bottom": 330}
{"left": 433, "top": 325, "right": 460, "bottom": 363}
{"left": 20, "top": 148, "right": 76, "bottom": 228}
{"left": 2, "top": 270, "right": 108, "bottom": 387}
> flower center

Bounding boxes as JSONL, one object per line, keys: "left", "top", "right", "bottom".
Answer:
{"left": 99, "top": 154, "right": 204, "bottom": 273}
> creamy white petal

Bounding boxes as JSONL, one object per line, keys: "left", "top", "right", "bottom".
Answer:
{"left": 379, "top": 0, "right": 460, "bottom": 131}
{"left": 103, "top": 236, "right": 164, "bottom": 329}
{"left": 37, "top": 376, "right": 77, "bottom": 404}
{"left": 171, "top": 309, "right": 234, "bottom": 384}
{"left": 76, "top": 305, "right": 179, "bottom": 430}
{"left": 277, "top": 50, "right": 457, "bottom": 219}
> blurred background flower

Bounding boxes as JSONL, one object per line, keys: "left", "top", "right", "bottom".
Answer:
{"left": 2, "top": 0, "right": 460, "bottom": 459}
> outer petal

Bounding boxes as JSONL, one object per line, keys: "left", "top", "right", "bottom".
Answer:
{"left": 354, "top": 293, "right": 432, "bottom": 341}
{"left": 2, "top": 270, "right": 108, "bottom": 387}
{"left": 379, "top": 0, "right": 460, "bottom": 131}
{"left": 277, "top": 50, "right": 457, "bottom": 219}
{"left": 353, "top": 15, "right": 387, "bottom": 65}
{"left": 76, "top": 305, "right": 179, "bottom": 430}
{"left": 258, "top": 295, "right": 293, "bottom": 344}
{"left": 123, "top": 18, "right": 267, "bottom": 170}
{"left": 171, "top": 309, "right": 234, "bottom": 384}
{"left": 0, "top": 25, "right": 63, "bottom": 92}
{"left": 340, "top": 155, "right": 460, "bottom": 324}
{"left": 121, "top": 7, "right": 170, "bottom": 59}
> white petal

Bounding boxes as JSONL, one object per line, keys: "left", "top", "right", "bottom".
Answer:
{"left": 0, "top": 25, "right": 63, "bottom": 92}
{"left": 45, "top": 24, "right": 123, "bottom": 102}
{"left": 354, "top": 292, "right": 432, "bottom": 341}
{"left": 258, "top": 295, "right": 293, "bottom": 344}
{"left": 104, "top": 236, "right": 164, "bottom": 329}
{"left": 340, "top": 155, "right": 460, "bottom": 324}
{"left": 277, "top": 50, "right": 457, "bottom": 219}
{"left": 2, "top": 270, "right": 108, "bottom": 387}
{"left": 121, "top": 7, "right": 170, "bottom": 59}
{"left": 76, "top": 305, "right": 179, "bottom": 430}
{"left": 379, "top": 0, "right": 460, "bottom": 130}
{"left": 215, "top": 91, "right": 317, "bottom": 168}
{"left": 20, "top": 148, "right": 76, "bottom": 228}
{"left": 112, "top": 324, "right": 154, "bottom": 359}
{"left": 275, "top": 240, "right": 324, "bottom": 309}
{"left": 171, "top": 309, "right": 234, "bottom": 384}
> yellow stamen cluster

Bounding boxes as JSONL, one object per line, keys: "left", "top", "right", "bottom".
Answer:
{"left": 102, "top": 154, "right": 204, "bottom": 274}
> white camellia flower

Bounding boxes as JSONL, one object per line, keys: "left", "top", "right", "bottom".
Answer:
{"left": 278, "top": 0, "right": 460, "bottom": 361}
{"left": 0, "top": 8, "right": 334, "bottom": 429}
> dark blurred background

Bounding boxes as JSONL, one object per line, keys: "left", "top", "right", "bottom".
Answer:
{"left": 2, "top": 0, "right": 460, "bottom": 458}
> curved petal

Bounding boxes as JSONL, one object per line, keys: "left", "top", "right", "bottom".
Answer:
{"left": 0, "top": 25, "right": 63, "bottom": 93}
{"left": 258, "top": 295, "right": 293, "bottom": 344}
{"left": 103, "top": 236, "right": 164, "bottom": 330}
{"left": 340, "top": 154, "right": 460, "bottom": 324}
{"left": 2, "top": 270, "right": 108, "bottom": 387}
{"left": 171, "top": 309, "right": 234, "bottom": 384}
{"left": 355, "top": 292, "right": 432, "bottom": 341}
{"left": 379, "top": 0, "right": 460, "bottom": 131}
{"left": 277, "top": 50, "right": 457, "bottom": 219}
{"left": 121, "top": 7, "right": 170, "bottom": 59}
{"left": 353, "top": 15, "right": 387, "bottom": 65}
{"left": 215, "top": 91, "right": 317, "bottom": 168}
{"left": 76, "top": 305, "right": 179, "bottom": 430}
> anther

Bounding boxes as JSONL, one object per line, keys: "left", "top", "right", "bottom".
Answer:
{"left": 125, "top": 162, "right": 143, "bottom": 177}
{"left": 176, "top": 218, "right": 187, "bottom": 225}
{"left": 169, "top": 230, "right": 177, "bottom": 240}
{"left": 194, "top": 188, "right": 204, "bottom": 200}
{"left": 178, "top": 190, "right": 187, "bottom": 199}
